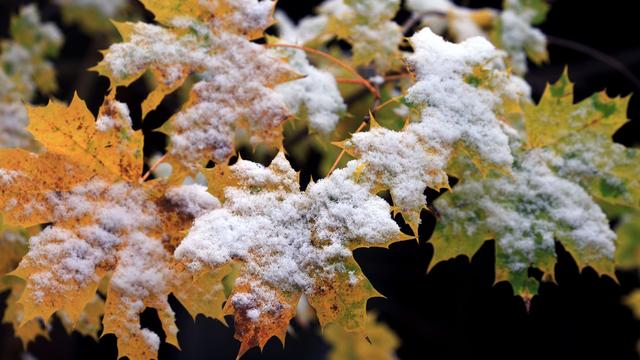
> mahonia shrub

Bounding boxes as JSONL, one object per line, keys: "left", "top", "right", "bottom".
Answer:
{"left": 0, "top": 0, "right": 638, "bottom": 359}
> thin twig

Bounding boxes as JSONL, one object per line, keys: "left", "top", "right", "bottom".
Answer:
{"left": 267, "top": 43, "right": 380, "bottom": 98}
{"left": 384, "top": 73, "right": 412, "bottom": 81}
{"left": 546, "top": 35, "right": 640, "bottom": 91}
{"left": 327, "top": 121, "right": 367, "bottom": 176}
{"left": 335, "top": 77, "right": 371, "bottom": 85}
{"left": 327, "top": 86, "right": 383, "bottom": 177}
{"left": 140, "top": 153, "right": 168, "bottom": 183}
{"left": 374, "top": 96, "right": 404, "bottom": 112}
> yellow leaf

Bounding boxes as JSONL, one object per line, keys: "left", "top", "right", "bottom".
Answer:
{"left": 0, "top": 226, "right": 29, "bottom": 276}
{"left": 224, "top": 281, "right": 300, "bottom": 356}
{"left": 26, "top": 94, "right": 144, "bottom": 182}
{"left": 0, "top": 276, "right": 50, "bottom": 348}
{"left": 324, "top": 314, "right": 399, "bottom": 360}
{"left": 203, "top": 163, "right": 239, "bottom": 202}
{"left": 175, "top": 153, "right": 404, "bottom": 356}
{"left": 174, "top": 265, "right": 233, "bottom": 322}
{"left": 95, "top": 3, "right": 298, "bottom": 167}
{"left": 1, "top": 97, "right": 220, "bottom": 359}
{"left": 306, "top": 258, "right": 381, "bottom": 332}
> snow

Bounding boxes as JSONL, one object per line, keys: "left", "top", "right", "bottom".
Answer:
{"left": 110, "top": 231, "right": 171, "bottom": 299}
{"left": 349, "top": 21, "right": 403, "bottom": 63}
{"left": 102, "top": 23, "right": 208, "bottom": 81}
{"left": 405, "top": 0, "right": 453, "bottom": 12}
{"left": 406, "top": 28, "right": 515, "bottom": 169}
{"left": 15, "top": 178, "right": 212, "bottom": 326}
{"left": 0, "top": 101, "right": 33, "bottom": 149}
{"left": 274, "top": 10, "right": 328, "bottom": 45}
{"left": 448, "top": 8, "right": 487, "bottom": 40}
{"left": 342, "top": 29, "right": 517, "bottom": 223}
{"left": 230, "top": 280, "right": 288, "bottom": 324}
{"left": 317, "top": 0, "right": 402, "bottom": 70}
{"left": 100, "top": 4, "right": 295, "bottom": 165}
{"left": 140, "top": 328, "right": 161, "bottom": 352}
{"left": 0, "top": 169, "right": 22, "bottom": 184}
{"left": 175, "top": 154, "right": 399, "bottom": 297}
{"left": 216, "top": 0, "right": 276, "bottom": 36}
{"left": 22, "top": 226, "right": 119, "bottom": 302}
{"left": 348, "top": 127, "right": 448, "bottom": 220}
{"left": 0, "top": 6, "right": 62, "bottom": 149}
{"left": 437, "top": 151, "right": 616, "bottom": 271}
{"left": 11, "top": 175, "right": 212, "bottom": 352}
{"left": 246, "top": 308, "right": 261, "bottom": 322}
{"left": 339, "top": 0, "right": 400, "bottom": 22}
{"left": 272, "top": 37, "right": 346, "bottom": 134}
{"left": 96, "top": 100, "right": 131, "bottom": 132}
{"left": 499, "top": 9, "right": 546, "bottom": 74}
{"left": 165, "top": 184, "right": 221, "bottom": 218}
{"left": 405, "top": 0, "right": 490, "bottom": 41}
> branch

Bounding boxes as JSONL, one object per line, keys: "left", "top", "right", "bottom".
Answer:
{"left": 140, "top": 153, "right": 168, "bottom": 183}
{"left": 267, "top": 43, "right": 380, "bottom": 98}
{"left": 546, "top": 35, "right": 640, "bottom": 92}
{"left": 327, "top": 88, "right": 383, "bottom": 177}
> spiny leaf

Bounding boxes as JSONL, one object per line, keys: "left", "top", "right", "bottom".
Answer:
{"left": 306, "top": 257, "right": 381, "bottom": 331}
{"left": 343, "top": 28, "right": 523, "bottom": 231}
{"left": 224, "top": 281, "right": 300, "bottom": 355}
{"left": 0, "top": 97, "right": 220, "bottom": 360}
{"left": 59, "top": 292, "right": 106, "bottom": 340}
{"left": 432, "top": 152, "right": 616, "bottom": 296}
{"left": 504, "top": 0, "right": 549, "bottom": 25}
{"left": 174, "top": 265, "right": 234, "bottom": 322}
{"left": 94, "top": 1, "right": 298, "bottom": 172}
{"left": 524, "top": 70, "right": 629, "bottom": 149}
{"left": 0, "top": 225, "right": 29, "bottom": 276}
{"left": 524, "top": 71, "right": 639, "bottom": 210}
{"left": 4, "top": 5, "right": 63, "bottom": 96}
{"left": 175, "top": 154, "right": 404, "bottom": 355}
{"left": 26, "top": 94, "right": 143, "bottom": 182}
{"left": 139, "top": 0, "right": 277, "bottom": 39}
{"left": 493, "top": 0, "right": 549, "bottom": 74}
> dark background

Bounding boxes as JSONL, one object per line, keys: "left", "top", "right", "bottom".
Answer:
{"left": 1, "top": 0, "right": 640, "bottom": 359}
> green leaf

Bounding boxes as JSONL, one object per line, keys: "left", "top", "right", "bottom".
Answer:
{"left": 524, "top": 71, "right": 639, "bottom": 210}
